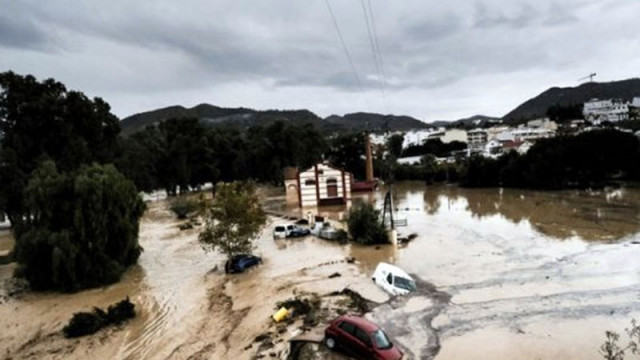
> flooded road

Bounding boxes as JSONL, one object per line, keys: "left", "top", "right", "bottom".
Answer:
{"left": 355, "top": 183, "right": 640, "bottom": 359}
{"left": 1, "top": 183, "right": 640, "bottom": 359}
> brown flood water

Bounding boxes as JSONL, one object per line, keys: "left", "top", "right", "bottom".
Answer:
{"left": 1, "top": 183, "right": 640, "bottom": 360}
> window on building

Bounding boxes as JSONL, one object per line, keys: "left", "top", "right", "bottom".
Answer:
{"left": 304, "top": 179, "right": 316, "bottom": 186}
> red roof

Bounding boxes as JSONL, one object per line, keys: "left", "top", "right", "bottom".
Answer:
{"left": 501, "top": 140, "right": 524, "bottom": 149}
{"left": 336, "top": 315, "right": 380, "bottom": 333}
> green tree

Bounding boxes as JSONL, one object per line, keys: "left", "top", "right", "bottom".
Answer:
{"left": 0, "top": 72, "right": 120, "bottom": 233}
{"left": 199, "top": 182, "right": 266, "bottom": 258}
{"left": 347, "top": 203, "right": 388, "bottom": 245}
{"left": 386, "top": 134, "right": 404, "bottom": 160}
{"left": 327, "top": 132, "right": 366, "bottom": 179}
{"left": 13, "top": 161, "right": 145, "bottom": 292}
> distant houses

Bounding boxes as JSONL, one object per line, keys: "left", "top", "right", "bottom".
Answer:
{"left": 583, "top": 97, "right": 640, "bottom": 124}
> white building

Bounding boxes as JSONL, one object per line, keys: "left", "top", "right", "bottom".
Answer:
{"left": 510, "top": 128, "right": 555, "bottom": 141}
{"left": 633, "top": 97, "right": 640, "bottom": 107}
{"left": 441, "top": 129, "right": 467, "bottom": 143}
{"left": 284, "top": 163, "right": 352, "bottom": 208}
{"left": 467, "top": 129, "right": 488, "bottom": 153}
{"left": 527, "top": 118, "right": 558, "bottom": 131}
{"left": 403, "top": 128, "right": 445, "bottom": 148}
{"left": 583, "top": 99, "right": 630, "bottom": 123}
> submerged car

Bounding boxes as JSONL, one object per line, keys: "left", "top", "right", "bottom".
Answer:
{"left": 324, "top": 315, "right": 403, "bottom": 360}
{"left": 372, "top": 262, "right": 416, "bottom": 296}
{"left": 224, "top": 254, "right": 262, "bottom": 274}
{"left": 287, "top": 225, "right": 310, "bottom": 238}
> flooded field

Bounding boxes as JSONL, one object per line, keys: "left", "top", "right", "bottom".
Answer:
{"left": 360, "top": 183, "right": 640, "bottom": 359}
{"left": 1, "top": 182, "right": 640, "bottom": 359}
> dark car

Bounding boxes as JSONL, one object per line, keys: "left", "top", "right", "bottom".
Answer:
{"left": 324, "top": 315, "right": 403, "bottom": 360}
{"left": 224, "top": 254, "right": 262, "bottom": 274}
{"left": 287, "top": 225, "right": 311, "bottom": 238}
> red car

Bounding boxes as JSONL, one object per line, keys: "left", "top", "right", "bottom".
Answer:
{"left": 324, "top": 315, "right": 403, "bottom": 360}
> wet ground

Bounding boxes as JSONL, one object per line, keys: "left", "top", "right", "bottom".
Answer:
{"left": 358, "top": 183, "right": 640, "bottom": 359}
{"left": 1, "top": 182, "right": 640, "bottom": 359}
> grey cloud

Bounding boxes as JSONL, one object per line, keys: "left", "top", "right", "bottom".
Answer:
{"left": 404, "top": 13, "right": 463, "bottom": 42}
{"left": 0, "top": 11, "right": 51, "bottom": 51}
{"left": 0, "top": 0, "right": 637, "bottom": 120}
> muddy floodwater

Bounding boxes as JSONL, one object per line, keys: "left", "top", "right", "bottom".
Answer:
{"left": 1, "top": 182, "right": 640, "bottom": 359}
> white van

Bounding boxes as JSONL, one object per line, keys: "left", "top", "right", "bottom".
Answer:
{"left": 372, "top": 262, "right": 416, "bottom": 296}
{"left": 273, "top": 224, "right": 288, "bottom": 239}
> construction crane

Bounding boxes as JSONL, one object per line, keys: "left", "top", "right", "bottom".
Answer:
{"left": 578, "top": 73, "right": 597, "bottom": 83}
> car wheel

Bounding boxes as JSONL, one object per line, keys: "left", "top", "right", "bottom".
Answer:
{"left": 325, "top": 336, "right": 336, "bottom": 350}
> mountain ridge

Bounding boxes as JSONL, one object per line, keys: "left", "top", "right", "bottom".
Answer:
{"left": 120, "top": 104, "right": 431, "bottom": 135}
{"left": 503, "top": 78, "right": 640, "bottom": 124}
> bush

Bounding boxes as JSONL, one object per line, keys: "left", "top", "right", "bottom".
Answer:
{"left": 169, "top": 196, "right": 199, "bottom": 219}
{"left": 63, "top": 297, "right": 136, "bottom": 338}
{"left": 13, "top": 162, "right": 145, "bottom": 292}
{"left": 347, "top": 203, "right": 388, "bottom": 245}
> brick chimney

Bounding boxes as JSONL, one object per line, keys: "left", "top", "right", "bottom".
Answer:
{"left": 365, "top": 134, "right": 374, "bottom": 182}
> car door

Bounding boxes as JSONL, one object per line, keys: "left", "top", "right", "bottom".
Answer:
{"left": 336, "top": 321, "right": 358, "bottom": 354}
{"left": 353, "top": 326, "right": 374, "bottom": 359}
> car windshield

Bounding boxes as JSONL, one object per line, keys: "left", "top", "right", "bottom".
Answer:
{"left": 371, "top": 329, "right": 392, "bottom": 349}
{"left": 275, "top": 226, "right": 285, "bottom": 232}
{"left": 394, "top": 276, "right": 416, "bottom": 291}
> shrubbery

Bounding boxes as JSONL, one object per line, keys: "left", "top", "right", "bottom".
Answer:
{"left": 13, "top": 162, "right": 145, "bottom": 292}
{"left": 347, "top": 203, "right": 388, "bottom": 245}
{"left": 169, "top": 196, "right": 200, "bottom": 219}
{"left": 460, "top": 129, "right": 640, "bottom": 189}
{"left": 63, "top": 297, "right": 136, "bottom": 338}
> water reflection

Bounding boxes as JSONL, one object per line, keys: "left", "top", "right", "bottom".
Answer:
{"left": 371, "top": 182, "right": 640, "bottom": 242}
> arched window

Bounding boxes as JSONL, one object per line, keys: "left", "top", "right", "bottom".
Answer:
{"left": 326, "top": 178, "right": 338, "bottom": 184}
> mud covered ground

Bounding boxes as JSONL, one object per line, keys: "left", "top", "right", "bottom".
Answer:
{"left": 0, "top": 200, "right": 389, "bottom": 360}
{"left": 2, "top": 183, "right": 640, "bottom": 359}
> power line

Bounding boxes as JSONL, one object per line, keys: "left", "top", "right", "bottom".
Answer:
{"left": 366, "top": 0, "right": 388, "bottom": 107}
{"left": 323, "top": 0, "right": 369, "bottom": 109}
{"left": 360, "top": 0, "right": 385, "bottom": 106}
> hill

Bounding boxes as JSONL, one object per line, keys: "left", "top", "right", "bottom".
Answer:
{"left": 120, "top": 104, "right": 430, "bottom": 135}
{"left": 324, "top": 112, "right": 429, "bottom": 131}
{"left": 428, "top": 115, "right": 501, "bottom": 129}
{"left": 120, "top": 104, "right": 333, "bottom": 135}
{"left": 503, "top": 78, "right": 640, "bottom": 124}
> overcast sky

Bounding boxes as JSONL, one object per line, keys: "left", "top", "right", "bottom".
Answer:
{"left": 1, "top": 0, "right": 639, "bottom": 122}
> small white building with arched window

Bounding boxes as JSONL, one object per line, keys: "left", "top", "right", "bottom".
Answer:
{"left": 284, "top": 163, "right": 352, "bottom": 208}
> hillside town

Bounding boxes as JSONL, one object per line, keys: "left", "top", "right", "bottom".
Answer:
{"left": 371, "top": 96, "right": 640, "bottom": 165}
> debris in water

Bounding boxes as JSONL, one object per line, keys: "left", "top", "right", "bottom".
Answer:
{"left": 275, "top": 295, "right": 321, "bottom": 326}
{"left": 327, "top": 289, "right": 370, "bottom": 313}
{"left": 328, "top": 272, "right": 341, "bottom": 279}
{"left": 63, "top": 297, "right": 135, "bottom": 338}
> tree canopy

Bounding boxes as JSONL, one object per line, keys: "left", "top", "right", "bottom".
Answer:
{"left": 14, "top": 162, "right": 145, "bottom": 291}
{"left": 0, "top": 71, "right": 120, "bottom": 232}
{"left": 0, "top": 71, "right": 144, "bottom": 292}
{"left": 199, "top": 182, "right": 266, "bottom": 258}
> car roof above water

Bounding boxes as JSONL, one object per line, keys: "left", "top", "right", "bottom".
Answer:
{"left": 336, "top": 315, "right": 380, "bottom": 333}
